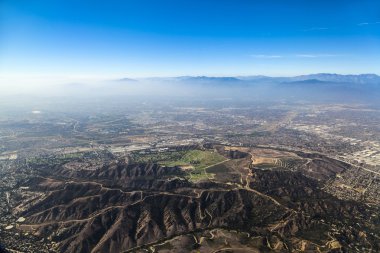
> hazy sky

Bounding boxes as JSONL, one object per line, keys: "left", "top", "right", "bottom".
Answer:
{"left": 1, "top": 0, "right": 380, "bottom": 84}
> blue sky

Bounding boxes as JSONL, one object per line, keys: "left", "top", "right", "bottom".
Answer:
{"left": 1, "top": 0, "right": 380, "bottom": 83}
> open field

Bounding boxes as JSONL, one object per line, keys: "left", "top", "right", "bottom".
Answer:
{"left": 130, "top": 149, "right": 227, "bottom": 181}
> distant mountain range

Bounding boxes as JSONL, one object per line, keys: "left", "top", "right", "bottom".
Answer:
{"left": 290, "top": 73, "right": 380, "bottom": 84}
{"left": 52, "top": 73, "right": 380, "bottom": 104}
{"left": 117, "top": 73, "right": 380, "bottom": 85}
{"left": 111, "top": 73, "right": 380, "bottom": 104}
{"left": 116, "top": 77, "right": 139, "bottom": 82}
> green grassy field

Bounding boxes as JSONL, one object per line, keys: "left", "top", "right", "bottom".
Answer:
{"left": 130, "top": 149, "right": 227, "bottom": 181}
{"left": 160, "top": 150, "right": 225, "bottom": 168}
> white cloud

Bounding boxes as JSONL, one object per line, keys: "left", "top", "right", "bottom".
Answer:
{"left": 302, "top": 27, "right": 329, "bottom": 31}
{"left": 295, "top": 54, "right": 339, "bottom": 58}
{"left": 296, "top": 54, "right": 317, "bottom": 58}
{"left": 357, "top": 21, "right": 380, "bottom": 26}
